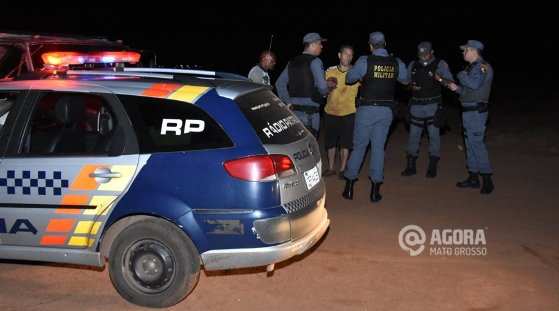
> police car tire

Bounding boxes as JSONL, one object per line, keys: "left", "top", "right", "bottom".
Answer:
{"left": 108, "top": 217, "right": 200, "bottom": 308}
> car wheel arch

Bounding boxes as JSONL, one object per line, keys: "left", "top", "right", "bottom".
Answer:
{"left": 99, "top": 214, "right": 201, "bottom": 262}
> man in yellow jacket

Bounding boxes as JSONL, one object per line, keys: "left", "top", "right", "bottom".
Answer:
{"left": 323, "top": 45, "right": 360, "bottom": 179}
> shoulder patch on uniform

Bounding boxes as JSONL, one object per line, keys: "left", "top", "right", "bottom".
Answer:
{"left": 480, "top": 63, "right": 488, "bottom": 73}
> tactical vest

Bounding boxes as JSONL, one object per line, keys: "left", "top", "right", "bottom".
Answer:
{"left": 359, "top": 55, "right": 399, "bottom": 102}
{"left": 287, "top": 54, "right": 318, "bottom": 98}
{"left": 460, "top": 59, "right": 493, "bottom": 103}
{"left": 411, "top": 59, "right": 441, "bottom": 99}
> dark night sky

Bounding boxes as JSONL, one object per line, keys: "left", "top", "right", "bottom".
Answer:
{"left": 1, "top": 6, "right": 555, "bottom": 104}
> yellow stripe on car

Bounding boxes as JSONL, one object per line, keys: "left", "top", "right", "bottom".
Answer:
{"left": 167, "top": 85, "right": 210, "bottom": 103}
{"left": 74, "top": 221, "right": 103, "bottom": 235}
{"left": 68, "top": 236, "right": 91, "bottom": 247}
{"left": 83, "top": 196, "right": 117, "bottom": 215}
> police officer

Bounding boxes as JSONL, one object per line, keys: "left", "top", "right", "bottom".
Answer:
{"left": 342, "top": 32, "right": 408, "bottom": 203}
{"left": 447, "top": 40, "right": 494, "bottom": 194}
{"left": 402, "top": 41, "right": 454, "bottom": 178}
{"left": 275, "top": 33, "right": 330, "bottom": 138}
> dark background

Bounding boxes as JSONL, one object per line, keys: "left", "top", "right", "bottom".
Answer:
{"left": 1, "top": 6, "right": 555, "bottom": 108}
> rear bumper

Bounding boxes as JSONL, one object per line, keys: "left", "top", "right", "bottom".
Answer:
{"left": 200, "top": 196, "right": 329, "bottom": 271}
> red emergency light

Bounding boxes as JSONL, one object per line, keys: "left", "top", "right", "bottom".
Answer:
{"left": 41, "top": 51, "right": 141, "bottom": 66}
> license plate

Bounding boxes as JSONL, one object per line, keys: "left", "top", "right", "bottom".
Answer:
{"left": 303, "top": 166, "right": 320, "bottom": 190}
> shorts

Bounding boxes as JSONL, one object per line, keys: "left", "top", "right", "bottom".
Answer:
{"left": 324, "top": 113, "right": 355, "bottom": 149}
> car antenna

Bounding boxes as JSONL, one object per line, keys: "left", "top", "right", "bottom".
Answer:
{"left": 268, "top": 34, "right": 274, "bottom": 52}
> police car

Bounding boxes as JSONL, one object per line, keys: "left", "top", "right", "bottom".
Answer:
{"left": 0, "top": 41, "right": 329, "bottom": 307}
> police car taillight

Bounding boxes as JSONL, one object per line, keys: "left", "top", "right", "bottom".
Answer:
{"left": 223, "top": 155, "right": 295, "bottom": 182}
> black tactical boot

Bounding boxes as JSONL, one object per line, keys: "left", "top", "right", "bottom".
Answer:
{"left": 426, "top": 156, "right": 440, "bottom": 178}
{"left": 342, "top": 178, "right": 357, "bottom": 200}
{"left": 401, "top": 154, "right": 417, "bottom": 176}
{"left": 370, "top": 181, "right": 383, "bottom": 202}
{"left": 480, "top": 174, "right": 494, "bottom": 194}
{"left": 456, "top": 172, "right": 480, "bottom": 188}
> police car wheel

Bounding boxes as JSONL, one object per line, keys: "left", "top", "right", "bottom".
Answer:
{"left": 108, "top": 217, "right": 200, "bottom": 308}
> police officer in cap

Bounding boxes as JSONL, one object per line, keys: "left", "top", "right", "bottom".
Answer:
{"left": 447, "top": 40, "right": 494, "bottom": 194}
{"left": 276, "top": 33, "right": 330, "bottom": 138}
{"left": 342, "top": 31, "right": 408, "bottom": 203}
{"left": 402, "top": 41, "right": 454, "bottom": 178}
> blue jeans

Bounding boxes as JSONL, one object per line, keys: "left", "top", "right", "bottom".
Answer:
{"left": 407, "top": 102, "right": 440, "bottom": 157}
{"left": 344, "top": 106, "right": 393, "bottom": 182}
{"left": 462, "top": 103, "right": 492, "bottom": 174}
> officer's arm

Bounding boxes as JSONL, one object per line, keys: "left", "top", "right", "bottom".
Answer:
{"left": 458, "top": 64, "right": 484, "bottom": 90}
{"left": 310, "top": 58, "right": 329, "bottom": 96}
{"left": 346, "top": 56, "right": 367, "bottom": 84}
{"left": 437, "top": 60, "right": 454, "bottom": 82}
{"left": 325, "top": 68, "right": 335, "bottom": 97}
{"left": 407, "top": 61, "right": 414, "bottom": 83}
{"left": 275, "top": 65, "right": 290, "bottom": 102}
{"left": 396, "top": 58, "right": 409, "bottom": 84}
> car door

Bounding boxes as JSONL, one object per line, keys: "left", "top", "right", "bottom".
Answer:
{"left": 0, "top": 90, "right": 140, "bottom": 250}
{"left": 0, "top": 89, "right": 32, "bottom": 240}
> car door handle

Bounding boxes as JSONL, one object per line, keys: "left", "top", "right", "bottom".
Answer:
{"left": 89, "top": 171, "right": 121, "bottom": 179}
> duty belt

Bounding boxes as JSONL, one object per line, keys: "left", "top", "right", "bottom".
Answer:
{"left": 410, "top": 95, "right": 442, "bottom": 105}
{"left": 462, "top": 102, "right": 488, "bottom": 113}
{"left": 358, "top": 98, "right": 394, "bottom": 107}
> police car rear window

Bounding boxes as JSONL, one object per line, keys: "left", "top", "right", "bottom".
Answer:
{"left": 119, "top": 95, "right": 233, "bottom": 153}
{"left": 235, "top": 90, "right": 307, "bottom": 145}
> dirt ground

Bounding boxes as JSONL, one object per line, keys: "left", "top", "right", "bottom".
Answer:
{"left": 1, "top": 106, "right": 559, "bottom": 311}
